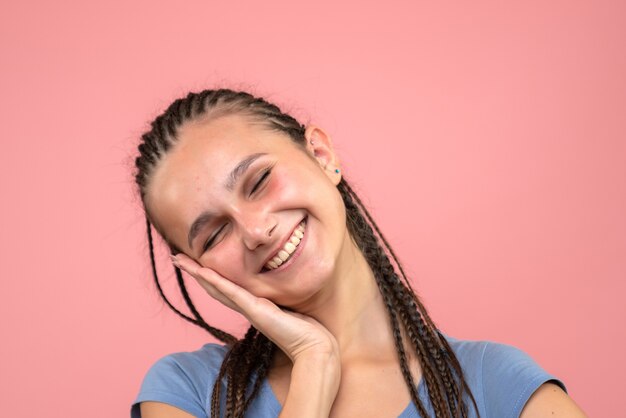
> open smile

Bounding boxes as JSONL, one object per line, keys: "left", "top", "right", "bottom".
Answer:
{"left": 259, "top": 215, "right": 308, "bottom": 274}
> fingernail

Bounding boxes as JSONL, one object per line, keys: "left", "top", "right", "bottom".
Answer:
{"left": 169, "top": 254, "right": 180, "bottom": 266}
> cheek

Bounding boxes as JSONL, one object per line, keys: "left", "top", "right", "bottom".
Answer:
{"left": 199, "top": 246, "right": 246, "bottom": 286}
{"left": 266, "top": 170, "right": 294, "bottom": 202}
{"left": 272, "top": 166, "right": 333, "bottom": 212}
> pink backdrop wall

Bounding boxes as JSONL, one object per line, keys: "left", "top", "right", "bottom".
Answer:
{"left": 1, "top": 1, "right": 624, "bottom": 416}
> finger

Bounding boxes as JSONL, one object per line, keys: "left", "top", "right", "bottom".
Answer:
{"left": 173, "top": 253, "right": 262, "bottom": 315}
{"left": 171, "top": 254, "right": 241, "bottom": 312}
{"left": 191, "top": 273, "right": 241, "bottom": 312}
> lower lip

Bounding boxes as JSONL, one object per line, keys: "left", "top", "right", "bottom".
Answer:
{"left": 264, "top": 216, "right": 308, "bottom": 274}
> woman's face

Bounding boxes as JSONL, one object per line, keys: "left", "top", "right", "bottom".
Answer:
{"left": 145, "top": 113, "right": 348, "bottom": 307}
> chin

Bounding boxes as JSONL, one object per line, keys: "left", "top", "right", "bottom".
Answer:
{"left": 271, "top": 268, "right": 336, "bottom": 310}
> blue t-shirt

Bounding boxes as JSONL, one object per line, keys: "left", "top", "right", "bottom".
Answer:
{"left": 130, "top": 336, "right": 566, "bottom": 418}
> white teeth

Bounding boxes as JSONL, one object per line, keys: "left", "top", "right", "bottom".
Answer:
{"left": 264, "top": 219, "right": 306, "bottom": 270}
{"left": 284, "top": 242, "right": 296, "bottom": 254}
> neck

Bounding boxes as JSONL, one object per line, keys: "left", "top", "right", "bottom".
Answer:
{"left": 290, "top": 234, "right": 396, "bottom": 362}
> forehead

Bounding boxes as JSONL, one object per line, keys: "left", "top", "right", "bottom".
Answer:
{"left": 177, "top": 112, "right": 281, "bottom": 156}
{"left": 144, "top": 113, "right": 294, "bottom": 245}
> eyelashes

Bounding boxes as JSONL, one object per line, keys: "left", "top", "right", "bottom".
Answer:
{"left": 250, "top": 166, "right": 272, "bottom": 195}
{"left": 203, "top": 165, "right": 274, "bottom": 252}
{"left": 203, "top": 225, "right": 223, "bottom": 251}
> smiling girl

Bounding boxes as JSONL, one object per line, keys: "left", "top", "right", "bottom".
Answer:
{"left": 130, "top": 89, "right": 586, "bottom": 418}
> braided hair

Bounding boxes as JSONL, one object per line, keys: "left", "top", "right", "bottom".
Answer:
{"left": 134, "top": 88, "right": 480, "bottom": 418}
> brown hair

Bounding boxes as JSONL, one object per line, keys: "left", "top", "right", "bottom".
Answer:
{"left": 134, "top": 88, "right": 479, "bottom": 418}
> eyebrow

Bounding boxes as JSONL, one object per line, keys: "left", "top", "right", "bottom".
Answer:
{"left": 187, "top": 152, "right": 268, "bottom": 251}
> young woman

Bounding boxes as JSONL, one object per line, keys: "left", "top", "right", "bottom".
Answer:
{"left": 130, "top": 89, "right": 586, "bottom": 418}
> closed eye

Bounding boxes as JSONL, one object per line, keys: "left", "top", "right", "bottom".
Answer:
{"left": 250, "top": 167, "right": 272, "bottom": 195}
{"left": 203, "top": 224, "right": 225, "bottom": 252}
{"left": 203, "top": 165, "right": 275, "bottom": 253}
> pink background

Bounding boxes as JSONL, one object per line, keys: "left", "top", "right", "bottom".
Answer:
{"left": 1, "top": 1, "right": 624, "bottom": 417}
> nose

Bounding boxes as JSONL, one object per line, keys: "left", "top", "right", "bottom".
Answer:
{"left": 237, "top": 211, "right": 277, "bottom": 251}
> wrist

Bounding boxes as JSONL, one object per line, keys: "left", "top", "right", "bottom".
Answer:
{"left": 279, "top": 352, "right": 340, "bottom": 418}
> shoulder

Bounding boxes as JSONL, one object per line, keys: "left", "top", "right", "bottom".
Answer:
{"left": 443, "top": 335, "right": 567, "bottom": 418}
{"left": 520, "top": 382, "right": 587, "bottom": 417}
{"left": 150, "top": 342, "right": 230, "bottom": 378}
{"left": 444, "top": 334, "right": 566, "bottom": 388}
{"left": 131, "top": 343, "right": 230, "bottom": 418}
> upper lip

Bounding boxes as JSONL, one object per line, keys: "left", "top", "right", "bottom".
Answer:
{"left": 259, "top": 217, "right": 305, "bottom": 272}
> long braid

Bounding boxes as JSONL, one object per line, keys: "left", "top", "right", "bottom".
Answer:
{"left": 342, "top": 182, "right": 449, "bottom": 417}
{"left": 381, "top": 283, "right": 430, "bottom": 417}
{"left": 145, "top": 217, "right": 193, "bottom": 325}
{"left": 242, "top": 336, "right": 275, "bottom": 411}
{"left": 213, "top": 327, "right": 276, "bottom": 418}
{"left": 339, "top": 181, "right": 432, "bottom": 415}
{"left": 340, "top": 180, "right": 479, "bottom": 417}
{"left": 210, "top": 344, "right": 234, "bottom": 418}
{"left": 235, "top": 332, "right": 270, "bottom": 416}
{"left": 226, "top": 327, "right": 257, "bottom": 418}
{"left": 174, "top": 265, "right": 238, "bottom": 345}
{"left": 362, "top": 199, "right": 476, "bottom": 417}
{"left": 134, "top": 88, "right": 480, "bottom": 417}
{"left": 146, "top": 216, "right": 237, "bottom": 343}
{"left": 344, "top": 179, "right": 443, "bottom": 334}
{"left": 224, "top": 337, "right": 245, "bottom": 417}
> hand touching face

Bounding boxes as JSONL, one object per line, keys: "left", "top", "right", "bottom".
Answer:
{"left": 145, "top": 113, "right": 349, "bottom": 308}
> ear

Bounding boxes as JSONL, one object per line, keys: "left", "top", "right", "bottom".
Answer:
{"left": 304, "top": 125, "right": 342, "bottom": 185}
